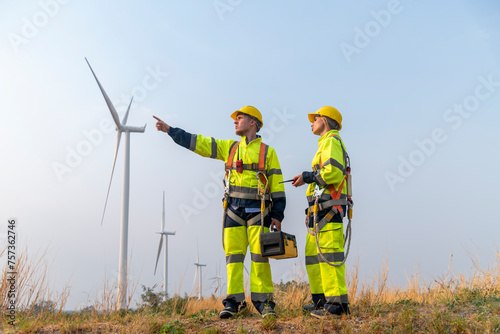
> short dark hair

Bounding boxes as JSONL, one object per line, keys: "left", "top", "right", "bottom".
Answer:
{"left": 252, "top": 117, "right": 262, "bottom": 132}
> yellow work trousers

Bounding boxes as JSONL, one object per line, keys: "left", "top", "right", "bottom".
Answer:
{"left": 305, "top": 220, "right": 348, "bottom": 305}
{"left": 223, "top": 207, "right": 274, "bottom": 307}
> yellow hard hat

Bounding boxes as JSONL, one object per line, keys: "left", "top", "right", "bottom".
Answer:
{"left": 231, "top": 105, "right": 263, "bottom": 127}
{"left": 308, "top": 106, "right": 342, "bottom": 130}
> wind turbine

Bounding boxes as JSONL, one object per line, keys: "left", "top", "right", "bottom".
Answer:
{"left": 194, "top": 245, "right": 207, "bottom": 300}
{"left": 85, "top": 58, "right": 146, "bottom": 310}
{"left": 154, "top": 191, "right": 176, "bottom": 302}
{"left": 209, "top": 263, "right": 224, "bottom": 297}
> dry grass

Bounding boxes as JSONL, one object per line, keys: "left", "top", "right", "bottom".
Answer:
{"left": 1, "top": 247, "right": 500, "bottom": 333}
{"left": 0, "top": 245, "right": 70, "bottom": 315}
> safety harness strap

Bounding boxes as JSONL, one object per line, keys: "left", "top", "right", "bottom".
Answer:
{"left": 226, "top": 207, "right": 270, "bottom": 227}
{"left": 308, "top": 200, "right": 346, "bottom": 213}
{"left": 247, "top": 207, "right": 270, "bottom": 226}
{"left": 307, "top": 208, "right": 338, "bottom": 235}
{"left": 227, "top": 186, "right": 271, "bottom": 200}
{"left": 229, "top": 192, "right": 271, "bottom": 201}
{"left": 229, "top": 162, "right": 263, "bottom": 170}
{"left": 225, "top": 141, "right": 239, "bottom": 170}
{"left": 327, "top": 177, "right": 346, "bottom": 215}
{"left": 307, "top": 193, "right": 334, "bottom": 203}
{"left": 318, "top": 198, "right": 348, "bottom": 211}
{"left": 258, "top": 141, "right": 266, "bottom": 171}
{"left": 226, "top": 209, "right": 246, "bottom": 226}
{"left": 225, "top": 141, "right": 267, "bottom": 172}
{"left": 318, "top": 134, "right": 348, "bottom": 215}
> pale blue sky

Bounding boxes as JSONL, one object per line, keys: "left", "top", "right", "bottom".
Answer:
{"left": 1, "top": 0, "right": 499, "bottom": 310}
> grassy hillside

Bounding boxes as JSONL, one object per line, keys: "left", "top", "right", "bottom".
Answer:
{"left": 1, "top": 248, "right": 500, "bottom": 333}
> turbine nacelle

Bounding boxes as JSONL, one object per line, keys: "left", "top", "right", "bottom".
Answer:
{"left": 194, "top": 263, "right": 207, "bottom": 267}
{"left": 121, "top": 125, "right": 147, "bottom": 133}
{"left": 156, "top": 231, "right": 176, "bottom": 236}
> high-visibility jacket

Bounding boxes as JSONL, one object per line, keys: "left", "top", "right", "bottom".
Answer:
{"left": 304, "top": 129, "right": 348, "bottom": 223}
{"left": 168, "top": 127, "right": 286, "bottom": 222}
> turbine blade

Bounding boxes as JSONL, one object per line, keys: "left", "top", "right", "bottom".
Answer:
{"left": 85, "top": 57, "right": 122, "bottom": 129}
{"left": 122, "top": 97, "right": 134, "bottom": 126}
{"left": 162, "top": 191, "right": 165, "bottom": 231}
{"left": 154, "top": 235, "right": 163, "bottom": 275}
{"left": 101, "top": 131, "right": 122, "bottom": 225}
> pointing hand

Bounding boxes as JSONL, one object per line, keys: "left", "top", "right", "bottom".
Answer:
{"left": 153, "top": 116, "right": 170, "bottom": 133}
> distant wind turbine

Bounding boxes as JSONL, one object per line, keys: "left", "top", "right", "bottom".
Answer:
{"left": 194, "top": 245, "right": 207, "bottom": 300}
{"left": 209, "top": 262, "right": 224, "bottom": 297}
{"left": 85, "top": 58, "right": 146, "bottom": 310}
{"left": 154, "top": 191, "right": 176, "bottom": 302}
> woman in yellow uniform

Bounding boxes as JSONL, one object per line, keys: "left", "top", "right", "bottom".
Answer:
{"left": 292, "top": 106, "right": 350, "bottom": 318}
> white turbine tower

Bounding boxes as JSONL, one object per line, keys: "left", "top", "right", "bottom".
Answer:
{"left": 154, "top": 191, "right": 176, "bottom": 302}
{"left": 194, "top": 246, "right": 207, "bottom": 300}
{"left": 85, "top": 58, "right": 146, "bottom": 310}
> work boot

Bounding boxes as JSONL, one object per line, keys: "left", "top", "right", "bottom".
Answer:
{"left": 219, "top": 301, "right": 246, "bottom": 319}
{"left": 311, "top": 303, "right": 350, "bottom": 319}
{"left": 326, "top": 303, "right": 349, "bottom": 315}
{"left": 302, "top": 304, "right": 323, "bottom": 312}
{"left": 310, "top": 309, "right": 331, "bottom": 319}
{"left": 261, "top": 304, "right": 277, "bottom": 318}
{"left": 219, "top": 305, "right": 237, "bottom": 319}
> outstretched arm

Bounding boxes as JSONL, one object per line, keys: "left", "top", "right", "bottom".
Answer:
{"left": 154, "top": 115, "right": 233, "bottom": 161}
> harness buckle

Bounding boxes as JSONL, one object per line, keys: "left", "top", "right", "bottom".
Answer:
{"left": 256, "top": 171, "right": 268, "bottom": 197}
{"left": 223, "top": 170, "right": 231, "bottom": 195}
{"left": 313, "top": 185, "right": 326, "bottom": 199}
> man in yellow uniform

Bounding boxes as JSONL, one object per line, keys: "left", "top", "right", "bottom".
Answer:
{"left": 154, "top": 106, "right": 286, "bottom": 319}
{"left": 291, "top": 106, "right": 350, "bottom": 318}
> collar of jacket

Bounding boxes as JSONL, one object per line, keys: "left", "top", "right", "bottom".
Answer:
{"left": 317, "top": 129, "right": 339, "bottom": 146}
{"left": 240, "top": 135, "right": 262, "bottom": 146}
